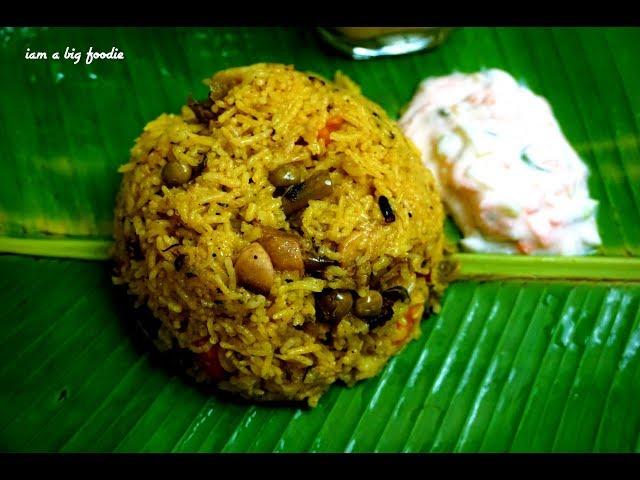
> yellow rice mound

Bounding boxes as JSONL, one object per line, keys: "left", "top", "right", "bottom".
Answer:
{"left": 112, "top": 63, "right": 446, "bottom": 407}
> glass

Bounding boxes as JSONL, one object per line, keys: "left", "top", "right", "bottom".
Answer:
{"left": 317, "top": 27, "right": 453, "bottom": 60}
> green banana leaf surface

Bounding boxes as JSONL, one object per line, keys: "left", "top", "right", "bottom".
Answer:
{"left": 1, "top": 26, "right": 639, "bottom": 452}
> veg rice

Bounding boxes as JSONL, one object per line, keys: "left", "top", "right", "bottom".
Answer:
{"left": 112, "top": 63, "right": 447, "bottom": 407}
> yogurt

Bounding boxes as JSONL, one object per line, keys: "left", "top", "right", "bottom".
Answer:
{"left": 399, "top": 69, "right": 601, "bottom": 255}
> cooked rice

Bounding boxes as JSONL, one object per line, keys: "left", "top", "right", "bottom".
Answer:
{"left": 112, "top": 63, "right": 446, "bottom": 406}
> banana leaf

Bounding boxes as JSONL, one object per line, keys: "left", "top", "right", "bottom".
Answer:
{"left": 1, "top": 26, "right": 639, "bottom": 452}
